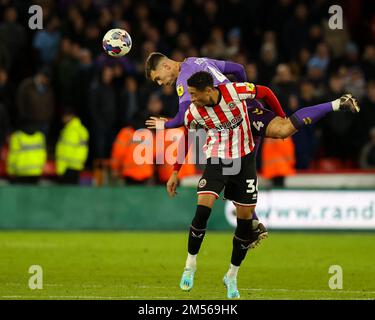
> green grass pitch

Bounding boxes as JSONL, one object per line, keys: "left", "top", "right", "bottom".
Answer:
{"left": 1, "top": 231, "right": 374, "bottom": 300}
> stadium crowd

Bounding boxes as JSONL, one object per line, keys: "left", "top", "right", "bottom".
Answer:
{"left": 0, "top": 0, "right": 374, "bottom": 184}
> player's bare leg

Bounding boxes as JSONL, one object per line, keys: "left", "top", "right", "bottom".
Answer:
{"left": 180, "top": 194, "right": 215, "bottom": 291}
{"left": 223, "top": 204, "right": 256, "bottom": 299}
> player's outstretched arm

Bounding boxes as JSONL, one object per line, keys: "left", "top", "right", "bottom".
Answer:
{"left": 164, "top": 101, "right": 191, "bottom": 129}
{"left": 209, "top": 58, "right": 247, "bottom": 82}
{"left": 222, "top": 61, "right": 247, "bottom": 82}
{"left": 256, "top": 85, "right": 286, "bottom": 118}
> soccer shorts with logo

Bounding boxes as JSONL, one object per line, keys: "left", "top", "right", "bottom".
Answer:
{"left": 248, "top": 104, "right": 277, "bottom": 138}
{"left": 197, "top": 152, "right": 258, "bottom": 206}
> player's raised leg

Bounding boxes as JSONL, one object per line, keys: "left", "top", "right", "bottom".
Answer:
{"left": 289, "top": 93, "right": 360, "bottom": 130}
{"left": 266, "top": 93, "right": 360, "bottom": 139}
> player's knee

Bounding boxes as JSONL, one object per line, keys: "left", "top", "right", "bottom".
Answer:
{"left": 197, "top": 194, "right": 216, "bottom": 208}
{"left": 235, "top": 205, "right": 255, "bottom": 219}
{"left": 191, "top": 205, "right": 212, "bottom": 230}
{"left": 281, "top": 119, "right": 297, "bottom": 138}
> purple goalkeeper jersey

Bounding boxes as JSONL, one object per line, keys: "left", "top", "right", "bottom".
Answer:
{"left": 165, "top": 57, "right": 247, "bottom": 129}
{"left": 176, "top": 57, "right": 230, "bottom": 104}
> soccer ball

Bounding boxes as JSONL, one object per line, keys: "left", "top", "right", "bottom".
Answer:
{"left": 102, "top": 28, "right": 132, "bottom": 57}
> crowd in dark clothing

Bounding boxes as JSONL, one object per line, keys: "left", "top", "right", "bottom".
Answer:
{"left": 0, "top": 0, "right": 374, "bottom": 171}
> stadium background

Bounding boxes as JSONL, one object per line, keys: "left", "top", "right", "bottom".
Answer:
{"left": 0, "top": 0, "right": 375, "bottom": 300}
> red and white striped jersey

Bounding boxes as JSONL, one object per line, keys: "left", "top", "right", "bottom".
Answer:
{"left": 184, "top": 82, "right": 257, "bottom": 159}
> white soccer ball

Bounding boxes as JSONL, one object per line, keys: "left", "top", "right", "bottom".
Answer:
{"left": 102, "top": 28, "right": 132, "bottom": 57}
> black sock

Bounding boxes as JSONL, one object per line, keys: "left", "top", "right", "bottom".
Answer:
{"left": 231, "top": 218, "right": 253, "bottom": 266}
{"left": 188, "top": 205, "right": 211, "bottom": 255}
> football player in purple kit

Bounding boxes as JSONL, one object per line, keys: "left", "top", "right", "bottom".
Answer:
{"left": 144, "top": 53, "right": 360, "bottom": 298}
{"left": 144, "top": 52, "right": 360, "bottom": 241}
{"left": 145, "top": 52, "right": 287, "bottom": 246}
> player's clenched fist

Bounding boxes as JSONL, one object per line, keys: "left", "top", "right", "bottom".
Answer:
{"left": 166, "top": 171, "right": 178, "bottom": 197}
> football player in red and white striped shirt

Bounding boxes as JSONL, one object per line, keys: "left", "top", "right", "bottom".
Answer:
{"left": 171, "top": 71, "right": 360, "bottom": 299}
{"left": 177, "top": 71, "right": 262, "bottom": 299}
{"left": 185, "top": 80, "right": 256, "bottom": 159}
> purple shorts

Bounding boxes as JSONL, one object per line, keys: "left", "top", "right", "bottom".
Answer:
{"left": 246, "top": 100, "right": 277, "bottom": 156}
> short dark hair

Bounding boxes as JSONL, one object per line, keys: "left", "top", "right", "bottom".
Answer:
{"left": 187, "top": 71, "right": 214, "bottom": 91}
{"left": 145, "top": 52, "right": 167, "bottom": 79}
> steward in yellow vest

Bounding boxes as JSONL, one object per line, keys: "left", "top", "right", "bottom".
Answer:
{"left": 55, "top": 112, "right": 89, "bottom": 184}
{"left": 7, "top": 129, "right": 47, "bottom": 184}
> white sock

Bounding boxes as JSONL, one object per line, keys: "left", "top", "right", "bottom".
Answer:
{"left": 227, "top": 264, "right": 240, "bottom": 278}
{"left": 185, "top": 253, "right": 197, "bottom": 270}
{"left": 332, "top": 99, "right": 340, "bottom": 111}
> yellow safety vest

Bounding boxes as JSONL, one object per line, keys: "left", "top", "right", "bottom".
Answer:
{"left": 55, "top": 117, "right": 89, "bottom": 175}
{"left": 7, "top": 131, "right": 47, "bottom": 176}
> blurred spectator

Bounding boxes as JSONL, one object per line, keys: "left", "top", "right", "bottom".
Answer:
{"left": 271, "top": 64, "right": 298, "bottom": 115}
{"left": 322, "top": 20, "right": 350, "bottom": 58}
{"left": 72, "top": 48, "right": 95, "bottom": 125}
{"left": 133, "top": 93, "right": 165, "bottom": 129}
{"left": 308, "top": 42, "right": 330, "bottom": 76}
{"left": 55, "top": 109, "right": 89, "bottom": 184}
{"left": 345, "top": 42, "right": 361, "bottom": 67}
{"left": 61, "top": 5, "right": 85, "bottom": 43}
{"left": 201, "top": 26, "right": 226, "bottom": 59}
{"left": 0, "top": 103, "right": 9, "bottom": 151}
{"left": 291, "top": 81, "right": 318, "bottom": 169}
{"left": 163, "top": 18, "right": 180, "bottom": 54}
{"left": 307, "top": 25, "right": 324, "bottom": 52}
{"left": 6, "top": 128, "right": 47, "bottom": 184}
{"left": 245, "top": 62, "right": 258, "bottom": 84}
{"left": 88, "top": 66, "right": 117, "bottom": 158}
{"left": 33, "top": 16, "right": 61, "bottom": 66}
{"left": 296, "top": 47, "right": 311, "bottom": 77}
{"left": 119, "top": 76, "right": 140, "bottom": 127}
{"left": 281, "top": 3, "right": 311, "bottom": 60}
{"left": 258, "top": 41, "right": 278, "bottom": 85}
{"left": 111, "top": 127, "right": 154, "bottom": 185}
{"left": 177, "top": 33, "right": 193, "bottom": 55}
{"left": 160, "top": 85, "right": 179, "bottom": 118}
{"left": 56, "top": 38, "right": 80, "bottom": 106}
{"left": 0, "top": 67, "right": 13, "bottom": 128}
{"left": 16, "top": 67, "right": 55, "bottom": 137}
{"left": 225, "top": 27, "right": 241, "bottom": 59}
{"left": 82, "top": 23, "right": 102, "bottom": 58}
{"left": 343, "top": 67, "right": 366, "bottom": 100}
{"left": 319, "top": 74, "right": 356, "bottom": 160}
{"left": 0, "top": 6, "right": 27, "bottom": 78}
{"left": 359, "top": 127, "right": 375, "bottom": 169}
{"left": 355, "top": 81, "right": 375, "bottom": 151}
{"left": 362, "top": 44, "right": 375, "bottom": 81}
{"left": 0, "top": 42, "right": 11, "bottom": 73}
{"left": 261, "top": 136, "right": 296, "bottom": 187}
